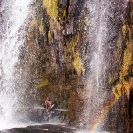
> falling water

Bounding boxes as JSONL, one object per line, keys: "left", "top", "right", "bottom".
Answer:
{"left": 83, "top": 0, "right": 110, "bottom": 132}
{"left": 0, "top": 0, "right": 33, "bottom": 129}
{"left": 82, "top": 0, "right": 129, "bottom": 132}
{"left": 0, "top": 0, "right": 129, "bottom": 132}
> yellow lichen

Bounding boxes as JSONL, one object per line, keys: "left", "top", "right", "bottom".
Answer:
{"left": 70, "top": 38, "right": 75, "bottom": 54}
{"left": 63, "top": 9, "right": 67, "bottom": 19}
{"left": 73, "top": 51, "right": 84, "bottom": 75}
{"left": 39, "top": 19, "right": 44, "bottom": 34}
{"left": 122, "top": 41, "right": 132, "bottom": 75}
{"left": 122, "top": 25, "right": 128, "bottom": 36}
{"left": 112, "top": 83, "right": 123, "bottom": 100}
{"left": 69, "top": 38, "right": 84, "bottom": 75}
{"left": 48, "top": 31, "right": 51, "bottom": 39}
{"left": 42, "top": 0, "right": 58, "bottom": 21}
{"left": 42, "top": 0, "right": 59, "bottom": 34}
{"left": 123, "top": 80, "right": 131, "bottom": 98}
{"left": 112, "top": 25, "right": 133, "bottom": 99}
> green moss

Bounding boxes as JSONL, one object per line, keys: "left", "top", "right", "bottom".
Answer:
{"left": 70, "top": 38, "right": 85, "bottom": 75}
{"left": 36, "top": 78, "right": 49, "bottom": 88}
{"left": 70, "top": 37, "right": 75, "bottom": 54}
{"left": 63, "top": 9, "right": 67, "bottom": 19}
{"left": 42, "top": 0, "right": 58, "bottom": 20}
{"left": 73, "top": 51, "right": 84, "bottom": 75}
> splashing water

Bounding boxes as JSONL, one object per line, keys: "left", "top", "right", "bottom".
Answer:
{"left": 0, "top": 0, "right": 33, "bottom": 129}
{"left": 82, "top": 0, "right": 110, "bottom": 132}
{"left": 82, "top": 0, "right": 129, "bottom": 132}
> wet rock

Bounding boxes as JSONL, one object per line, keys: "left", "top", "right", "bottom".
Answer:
{"left": 0, "top": 124, "right": 76, "bottom": 133}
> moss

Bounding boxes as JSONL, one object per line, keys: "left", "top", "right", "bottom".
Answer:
{"left": 73, "top": 51, "right": 84, "bottom": 75}
{"left": 122, "top": 24, "right": 130, "bottom": 37}
{"left": 57, "top": 1, "right": 69, "bottom": 20}
{"left": 63, "top": 9, "right": 67, "bottom": 19}
{"left": 39, "top": 19, "right": 44, "bottom": 34}
{"left": 42, "top": 0, "right": 58, "bottom": 21}
{"left": 112, "top": 24, "right": 133, "bottom": 99}
{"left": 70, "top": 38, "right": 84, "bottom": 75}
{"left": 36, "top": 78, "right": 49, "bottom": 88}
{"left": 123, "top": 80, "right": 131, "bottom": 98}
{"left": 42, "top": 0, "right": 60, "bottom": 38}
{"left": 48, "top": 30, "right": 51, "bottom": 39}
{"left": 119, "top": 40, "right": 133, "bottom": 97}
{"left": 121, "top": 41, "right": 132, "bottom": 75}
{"left": 112, "top": 83, "right": 123, "bottom": 100}
{"left": 70, "top": 38, "right": 75, "bottom": 54}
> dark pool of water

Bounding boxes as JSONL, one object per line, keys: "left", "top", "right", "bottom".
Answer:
{"left": 0, "top": 124, "right": 76, "bottom": 133}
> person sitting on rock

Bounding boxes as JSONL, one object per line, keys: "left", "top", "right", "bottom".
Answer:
{"left": 44, "top": 97, "right": 55, "bottom": 112}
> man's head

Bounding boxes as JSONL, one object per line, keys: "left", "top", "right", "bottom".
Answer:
{"left": 46, "top": 97, "right": 50, "bottom": 100}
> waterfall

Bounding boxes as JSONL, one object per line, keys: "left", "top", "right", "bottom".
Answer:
{"left": 82, "top": 0, "right": 110, "bottom": 131}
{"left": 0, "top": 0, "right": 33, "bottom": 129}
{"left": 82, "top": 0, "right": 129, "bottom": 132}
{"left": 0, "top": 0, "right": 130, "bottom": 132}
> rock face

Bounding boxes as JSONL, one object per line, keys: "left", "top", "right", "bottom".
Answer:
{"left": 18, "top": 0, "right": 86, "bottom": 126}
{"left": 0, "top": 124, "right": 76, "bottom": 133}
{"left": 18, "top": 0, "right": 133, "bottom": 132}
{"left": 104, "top": 1, "right": 133, "bottom": 132}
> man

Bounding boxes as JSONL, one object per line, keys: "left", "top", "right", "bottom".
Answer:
{"left": 44, "top": 97, "right": 55, "bottom": 112}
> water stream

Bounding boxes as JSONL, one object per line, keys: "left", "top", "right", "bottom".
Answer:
{"left": 82, "top": 0, "right": 110, "bottom": 132}
{"left": 0, "top": 0, "right": 33, "bottom": 129}
{"left": 82, "top": 0, "right": 128, "bottom": 132}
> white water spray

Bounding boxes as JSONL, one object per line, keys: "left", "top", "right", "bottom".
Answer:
{"left": 82, "top": 0, "right": 110, "bottom": 131}
{"left": 0, "top": 0, "right": 33, "bottom": 128}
